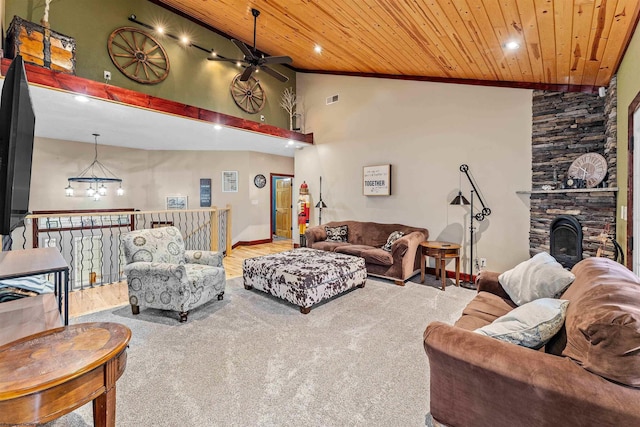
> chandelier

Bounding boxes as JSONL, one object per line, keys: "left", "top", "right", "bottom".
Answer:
{"left": 65, "top": 133, "right": 124, "bottom": 200}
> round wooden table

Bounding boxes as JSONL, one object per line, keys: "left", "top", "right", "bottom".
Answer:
{"left": 0, "top": 322, "right": 131, "bottom": 426}
{"left": 420, "top": 241, "right": 461, "bottom": 290}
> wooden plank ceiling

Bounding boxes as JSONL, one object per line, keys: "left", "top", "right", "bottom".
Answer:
{"left": 155, "top": 0, "right": 640, "bottom": 91}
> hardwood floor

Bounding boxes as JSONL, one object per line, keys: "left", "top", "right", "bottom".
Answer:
{"left": 68, "top": 240, "right": 294, "bottom": 317}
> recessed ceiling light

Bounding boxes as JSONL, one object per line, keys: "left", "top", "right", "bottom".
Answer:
{"left": 236, "top": 61, "right": 242, "bottom": 67}
{"left": 180, "top": 36, "right": 190, "bottom": 44}
{"left": 75, "top": 95, "right": 90, "bottom": 103}
{"left": 214, "top": 124, "right": 222, "bottom": 130}
{"left": 505, "top": 41, "right": 520, "bottom": 50}
{"left": 156, "top": 26, "right": 164, "bottom": 34}
{"left": 288, "top": 140, "right": 294, "bottom": 145}
{"left": 314, "top": 45, "right": 322, "bottom": 54}
{"left": 210, "top": 50, "right": 217, "bottom": 57}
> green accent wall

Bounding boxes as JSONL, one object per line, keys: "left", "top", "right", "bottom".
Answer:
{"left": 4, "top": 0, "right": 294, "bottom": 129}
{"left": 615, "top": 26, "right": 640, "bottom": 254}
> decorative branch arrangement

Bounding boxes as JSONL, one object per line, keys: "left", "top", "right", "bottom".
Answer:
{"left": 41, "top": 0, "right": 52, "bottom": 28}
{"left": 280, "top": 87, "right": 297, "bottom": 131}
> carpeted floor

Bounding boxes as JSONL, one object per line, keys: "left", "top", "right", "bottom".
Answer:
{"left": 46, "top": 274, "right": 475, "bottom": 427}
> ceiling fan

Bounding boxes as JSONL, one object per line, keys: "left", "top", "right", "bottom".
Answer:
{"left": 209, "top": 8, "right": 293, "bottom": 82}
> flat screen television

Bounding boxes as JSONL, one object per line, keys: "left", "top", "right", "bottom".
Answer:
{"left": 0, "top": 55, "right": 36, "bottom": 236}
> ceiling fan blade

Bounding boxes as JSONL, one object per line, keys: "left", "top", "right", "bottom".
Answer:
{"left": 231, "top": 39, "right": 255, "bottom": 59}
{"left": 261, "top": 55, "right": 293, "bottom": 65}
{"left": 259, "top": 66, "right": 289, "bottom": 82}
{"left": 239, "top": 65, "right": 256, "bottom": 81}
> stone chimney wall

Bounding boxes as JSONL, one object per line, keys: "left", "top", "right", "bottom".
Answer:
{"left": 530, "top": 81, "right": 617, "bottom": 258}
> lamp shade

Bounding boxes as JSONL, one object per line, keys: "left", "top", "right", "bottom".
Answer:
{"left": 450, "top": 191, "right": 470, "bottom": 206}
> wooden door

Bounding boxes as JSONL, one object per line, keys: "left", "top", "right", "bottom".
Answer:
{"left": 275, "top": 178, "right": 292, "bottom": 238}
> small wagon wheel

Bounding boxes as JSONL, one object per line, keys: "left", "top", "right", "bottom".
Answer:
{"left": 230, "top": 74, "right": 266, "bottom": 114}
{"left": 107, "top": 27, "right": 170, "bottom": 84}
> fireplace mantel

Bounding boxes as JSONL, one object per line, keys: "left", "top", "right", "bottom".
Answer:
{"left": 516, "top": 187, "right": 618, "bottom": 195}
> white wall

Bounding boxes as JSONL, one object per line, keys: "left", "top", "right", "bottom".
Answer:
{"left": 30, "top": 137, "right": 294, "bottom": 243}
{"left": 295, "top": 74, "right": 532, "bottom": 273}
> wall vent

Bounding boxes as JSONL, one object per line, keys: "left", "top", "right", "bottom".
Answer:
{"left": 326, "top": 94, "right": 339, "bottom": 105}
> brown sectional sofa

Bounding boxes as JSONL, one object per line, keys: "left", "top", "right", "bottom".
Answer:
{"left": 304, "top": 220, "right": 428, "bottom": 285}
{"left": 423, "top": 257, "right": 640, "bottom": 426}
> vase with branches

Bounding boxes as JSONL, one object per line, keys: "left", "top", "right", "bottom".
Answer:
{"left": 280, "top": 87, "right": 297, "bottom": 131}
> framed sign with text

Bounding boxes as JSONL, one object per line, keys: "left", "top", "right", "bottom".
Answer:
{"left": 200, "top": 178, "right": 211, "bottom": 207}
{"left": 363, "top": 164, "right": 391, "bottom": 196}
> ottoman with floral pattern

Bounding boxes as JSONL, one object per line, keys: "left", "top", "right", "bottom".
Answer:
{"left": 242, "top": 248, "right": 367, "bottom": 313}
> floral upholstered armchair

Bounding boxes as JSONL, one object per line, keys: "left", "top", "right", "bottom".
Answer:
{"left": 121, "top": 226, "right": 226, "bottom": 322}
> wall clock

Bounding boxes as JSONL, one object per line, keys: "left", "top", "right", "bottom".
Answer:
{"left": 254, "top": 174, "right": 267, "bottom": 188}
{"left": 108, "top": 27, "right": 170, "bottom": 84}
{"left": 567, "top": 153, "right": 607, "bottom": 188}
{"left": 230, "top": 74, "right": 266, "bottom": 114}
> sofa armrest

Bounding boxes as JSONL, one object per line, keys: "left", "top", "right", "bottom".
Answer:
{"left": 304, "top": 225, "right": 327, "bottom": 247}
{"left": 392, "top": 231, "right": 426, "bottom": 279}
{"left": 185, "top": 250, "right": 223, "bottom": 267}
{"left": 476, "top": 270, "right": 512, "bottom": 300}
{"left": 423, "top": 322, "right": 640, "bottom": 427}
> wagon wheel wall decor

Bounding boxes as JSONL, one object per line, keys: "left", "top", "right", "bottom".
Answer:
{"left": 108, "top": 27, "right": 170, "bottom": 84}
{"left": 230, "top": 74, "right": 266, "bottom": 114}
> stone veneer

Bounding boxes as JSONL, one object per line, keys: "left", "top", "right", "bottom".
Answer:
{"left": 530, "top": 78, "right": 617, "bottom": 259}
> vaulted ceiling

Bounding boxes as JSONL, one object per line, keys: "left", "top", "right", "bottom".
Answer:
{"left": 155, "top": 0, "right": 640, "bottom": 92}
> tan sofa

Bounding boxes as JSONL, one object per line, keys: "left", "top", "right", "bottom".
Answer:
{"left": 423, "top": 257, "right": 640, "bottom": 426}
{"left": 304, "top": 220, "right": 428, "bottom": 285}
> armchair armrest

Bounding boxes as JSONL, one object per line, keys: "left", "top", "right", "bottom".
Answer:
{"left": 185, "top": 250, "right": 223, "bottom": 267}
{"left": 304, "top": 225, "right": 327, "bottom": 247}
{"left": 423, "top": 322, "right": 640, "bottom": 427}
{"left": 476, "top": 270, "right": 512, "bottom": 300}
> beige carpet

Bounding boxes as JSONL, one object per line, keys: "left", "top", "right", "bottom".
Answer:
{"left": 46, "top": 274, "right": 475, "bottom": 427}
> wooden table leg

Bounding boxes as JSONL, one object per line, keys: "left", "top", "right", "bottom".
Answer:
{"left": 455, "top": 256, "right": 460, "bottom": 286}
{"left": 93, "top": 387, "right": 116, "bottom": 427}
{"left": 440, "top": 255, "right": 446, "bottom": 290}
{"left": 420, "top": 252, "right": 426, "bottom": 283}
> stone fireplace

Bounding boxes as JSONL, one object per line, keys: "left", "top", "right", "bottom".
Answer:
{"left": 529, "top": 77, "right": 617, "bottom": 259}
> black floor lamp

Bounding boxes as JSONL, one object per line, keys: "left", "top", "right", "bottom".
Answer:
{"left": 315, "top": 176, "right": 327, "bottom": 225}
{"left": 450, "top": 164, "right": 491, "bottom": 289}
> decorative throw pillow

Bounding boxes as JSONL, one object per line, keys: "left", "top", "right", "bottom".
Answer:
{"left": 474, "top": 298, "right": 569, "bottom": 349}
{"left": 325, "top": 225, "right": 348, "bottom": 242}
{"left": 381, "top": 231, "right": 404, "bottom": 252}
{"left": 498, "top": 252, "right": 575, "bottom": 306}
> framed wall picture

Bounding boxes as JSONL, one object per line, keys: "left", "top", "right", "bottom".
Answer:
{"left": 200, "top": 178, "right": 212, "bottom": 207}
{"left": 363, "top": 164, "right": 391, "bottom": 196}
{"left": 166, "top": 196, "right": 188, "bottom": 210}
{"left": 222, "top": 170, "right": 238, "bottom": 192}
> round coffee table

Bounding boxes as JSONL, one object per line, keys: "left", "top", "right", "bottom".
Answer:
{"left": 420, "top": 241, "right": 461, "bottom": 290}
{"left": 0, "top": 322, "right": 131, "bottom": 426}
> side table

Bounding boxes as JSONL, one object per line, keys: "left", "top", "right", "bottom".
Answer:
{"left": 0, "top": 322, "right": 131, "bottom": 426}
{"left": 420, "top": 241, "right": 461, "bottom": 290}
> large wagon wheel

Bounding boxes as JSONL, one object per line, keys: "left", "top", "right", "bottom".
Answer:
{"left": 107, "top": 27, "right": 170, "bottom": 84}
{"left": 230, "top": 74, "right": 266, "bottom": 114}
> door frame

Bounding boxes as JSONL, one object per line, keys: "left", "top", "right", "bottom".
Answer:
{"left": 270, "top": 173, "right": 294, "bottom": 242}
{"left": 626, "top": 90, "right": 640, "bottom": 270}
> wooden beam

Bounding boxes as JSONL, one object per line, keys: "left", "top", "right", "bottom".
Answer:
{"left": 0, "top": 58, "right": 314, "bottom": 144}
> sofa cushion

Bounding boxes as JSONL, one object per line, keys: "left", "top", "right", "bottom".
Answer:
{"left": 311, "top": 241, "right": 351, "bottom": 252}
{"left": 498, "top": 252, "right": 575, "bottom": 306}
{"left": 454, "top": 291, "right": 518, "bottom": 331}
{"left": 548, "top": 257, "right": 640, "bottom": 388}
{"left": 361, "top": 248, "right": 393, "bottom": 266}
{"left": 381, "top": 231, "right": 404, "bottom": 252}
{"left": 335, "top": 244, "right": 374, "bottom": 257}
{"left": 475, "top": 298, "right": 569, "bottom": 349}
{"left": 325, "top": 225, "right": 348, "bottom": 242}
